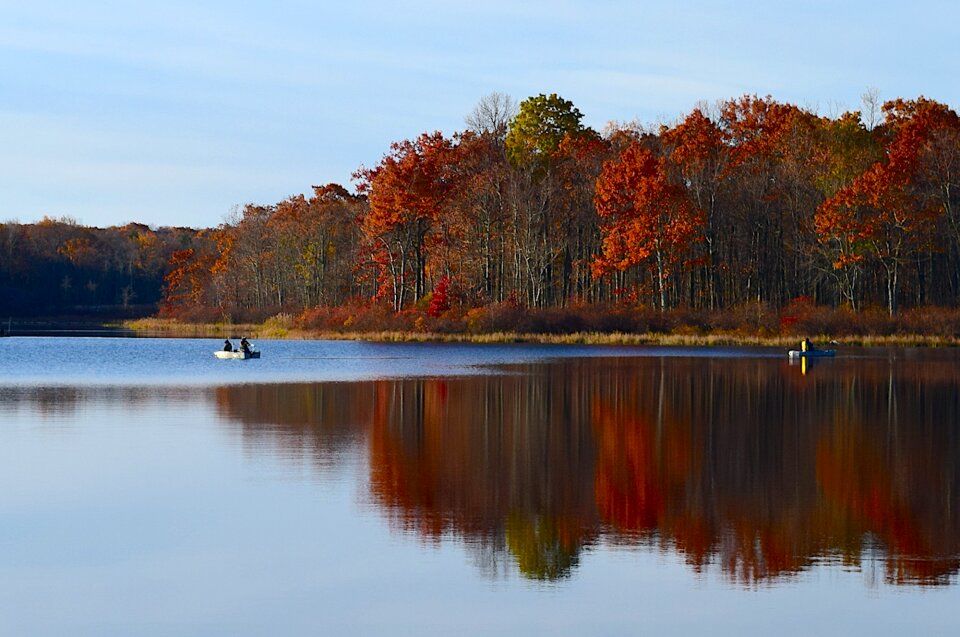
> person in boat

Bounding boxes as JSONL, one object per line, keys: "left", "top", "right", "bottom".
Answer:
{"left": 801, "top": 337, "right": 818, "bottom": 352}
{"left": 239, "top": 337, "right": 251, "bottom": 354}
{"left": 223, "top": 339, "right": 234, "bottom": 352}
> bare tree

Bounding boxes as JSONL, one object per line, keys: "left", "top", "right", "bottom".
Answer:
{"left": 466, "top": 92, "right": 518, "bottom": 140}
{"left": 861, "top": 87, "right": 881, "bottom": 130}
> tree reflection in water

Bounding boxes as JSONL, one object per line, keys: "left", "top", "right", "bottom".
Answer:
{"left": 213, "top": 355, "right": 960, "bottom": 586}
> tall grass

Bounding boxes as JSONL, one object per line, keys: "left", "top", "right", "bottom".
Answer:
{"left": 124, "top": 318, "right": 267, "bottom": 338}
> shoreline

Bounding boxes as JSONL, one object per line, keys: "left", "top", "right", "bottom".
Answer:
{"left": 120, "top": 318, "right": 960, "bottom": 348}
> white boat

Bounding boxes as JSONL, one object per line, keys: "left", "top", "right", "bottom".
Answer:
{"left": 214, "top": 349, "right": 260, "bottom": 360}
{"left": 787, "top": 349, "right": 835, "bottom": 359}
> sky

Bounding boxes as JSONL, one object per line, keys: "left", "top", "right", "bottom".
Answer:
{"left": 1, "top": 0, "right": 958, "bottom": 229}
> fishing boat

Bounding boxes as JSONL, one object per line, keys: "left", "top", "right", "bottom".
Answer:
{"left": 787, "top": 349, "right": 835, "bottom": 359}
{"left": 214, "top": 349, "right": 260, "bottom": 360}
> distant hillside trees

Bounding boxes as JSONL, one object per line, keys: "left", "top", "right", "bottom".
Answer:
{"left": 0, "top": 218, "right": 193, "bottom": 318}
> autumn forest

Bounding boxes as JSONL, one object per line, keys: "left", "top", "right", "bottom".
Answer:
{"left": 3, "top": 92, "right": 960, "bottom": 334}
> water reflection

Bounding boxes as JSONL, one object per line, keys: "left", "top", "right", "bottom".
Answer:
{"left": 212, "top": 383, "right": 371, "bottom": 473}
{"left": 210, "top": 355, "right": 960, "bottom": 586}
{"left": 0, "top": 386, "right": 206, "bottom": 418}
{"left": 4, "top": 355, "right": 957, "bottom": 587}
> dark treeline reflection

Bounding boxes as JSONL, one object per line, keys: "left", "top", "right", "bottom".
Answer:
{"left": 214, "top": 356, "right": 960, "bottom": 585}
{"left": 0, "top": 386, "right": 205, "bottom": 417}
{"left": 213, "top": 383, "right": 373, "bottom": 469}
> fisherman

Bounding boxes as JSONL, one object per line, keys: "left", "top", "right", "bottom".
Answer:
{"left": 239, "top": 337, "right": 251, "bottom": 354}
{"left": 223, "top": 339, "right": 233, "bottom": 352}
{"left": 801, "top": 337, "right": 817, "bottom": 352}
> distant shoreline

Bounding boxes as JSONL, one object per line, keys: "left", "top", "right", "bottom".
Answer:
{"left": 0, "top": 318, "right": 137, "bottom": 338}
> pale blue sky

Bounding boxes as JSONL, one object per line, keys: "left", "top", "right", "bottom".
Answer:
{"left": 2, "top": 1, "right": 957, "bottom": 228}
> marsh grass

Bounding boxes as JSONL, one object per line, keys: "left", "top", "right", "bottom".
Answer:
{"left": 123, "top": 318, "right": 266, "bottom": 339}
{"left": 119, "top": 318, "right": 960, "bottom": 347}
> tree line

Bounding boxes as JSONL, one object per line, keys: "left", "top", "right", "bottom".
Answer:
{"left": 5, "top": 91, "right": 959, "bottom": 324}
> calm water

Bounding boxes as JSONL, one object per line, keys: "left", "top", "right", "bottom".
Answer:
{"left": 1, "top": 338, "right": 959, "bottom": 636}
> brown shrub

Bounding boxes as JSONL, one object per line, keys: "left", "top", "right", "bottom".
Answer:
{"left": 464, "top": 299, "right": 528, "bottom": 333}
{"left": 297, "top": 299, "right": 412, "bottom": 332}
{"left": 703, "top": 303, "right": 778, "bottom": 334}
{"left": 782, "top": 303, "right": 862, "bottom": 336}
{"left": 295, "top": 298, "right": 960, "bottom": 338}
{"left": 895, "top": 307, "right": 960, "bottom": 336}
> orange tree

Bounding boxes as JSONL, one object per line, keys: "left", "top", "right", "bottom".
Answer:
{"left": 660, "top": 109, "right": 728, "bottom": 309}
{"left": 817, "top": 98, "right": 954, "bottom": 315}
{"left": 810, "top": 111, "right": 882, "bottom": 309}
{"left": 593, "top": 140, "right": 703, "bottom": 310}
{"left": 355, "top": 132, "right": 457, "bottom": 311}
{"left": 718, "top": 96, "right": 815, "bottom": 307}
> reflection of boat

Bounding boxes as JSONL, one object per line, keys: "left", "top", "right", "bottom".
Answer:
{"left": 787, "top": 349, "right": 835, "bottom": 359}
{"left": 214, "top": 349, "right": 260, "bottom": 360}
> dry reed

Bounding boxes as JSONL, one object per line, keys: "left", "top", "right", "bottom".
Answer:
{"left": 120, "top": 319, "right": 960, "bottom": 347}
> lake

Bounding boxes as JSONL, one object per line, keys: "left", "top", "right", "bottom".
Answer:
{"left": 1, "top": 337, "right": 959, "bottom": 636}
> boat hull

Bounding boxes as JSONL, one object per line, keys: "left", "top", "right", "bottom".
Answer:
{"left": 214, "top": 350, "right": 260, "bottom": 360}
{"left": 787, "top": 349, "right": 835, "bottom": 359}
